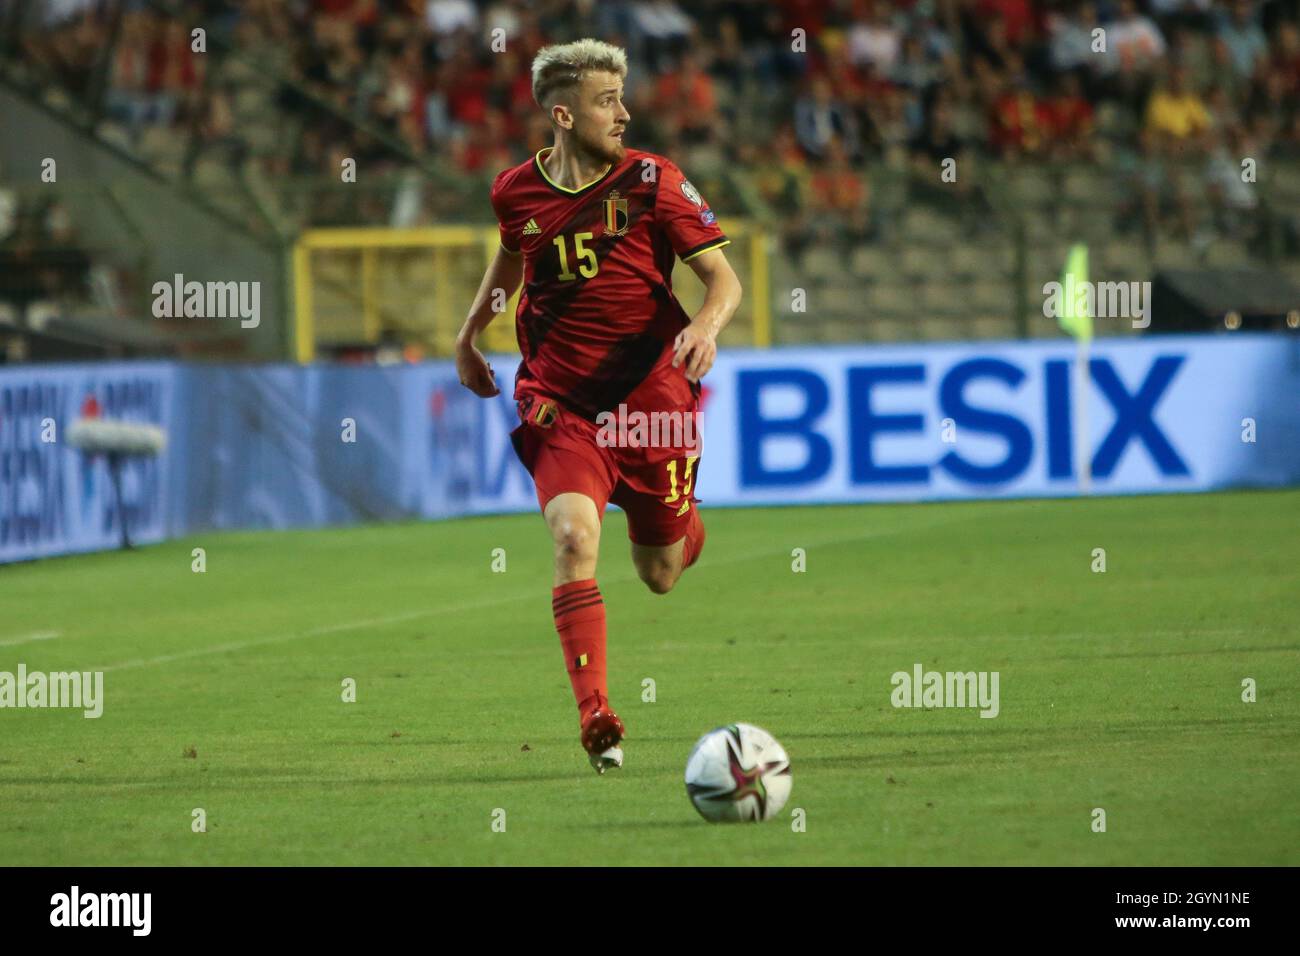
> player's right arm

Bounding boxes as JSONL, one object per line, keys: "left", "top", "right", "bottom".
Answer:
{"left": 455, "top": 243, "right": 522, "bottom": 397}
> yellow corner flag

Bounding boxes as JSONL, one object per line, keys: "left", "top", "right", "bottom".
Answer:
{"left": 1059, "top": 243, "right": 1093, "bottom": 341}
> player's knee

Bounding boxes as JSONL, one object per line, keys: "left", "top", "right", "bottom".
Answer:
{"left": 554, "top": 521, "right": 598, "bottom": 563}
{"left": 639, "top": 562, "right": 679, "bottom": 595}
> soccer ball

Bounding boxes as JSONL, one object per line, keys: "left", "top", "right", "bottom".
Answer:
{"left": 684, "top": 723, "right": 792, "bottom": 823}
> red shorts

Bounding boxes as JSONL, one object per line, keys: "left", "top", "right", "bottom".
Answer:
{"left": 510, "top": 395, "right": 703, "bottom": 547}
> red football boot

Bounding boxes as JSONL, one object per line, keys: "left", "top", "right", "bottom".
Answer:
{"left": 580, "top": 694, "right": 625, "bottom": 774}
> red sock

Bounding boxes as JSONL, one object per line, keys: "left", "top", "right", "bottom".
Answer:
{"left": 552, "top": 579, "right": 607, "bottom": 718}
{"left": 682, "top": 509, "right": 707, "bottom": 569}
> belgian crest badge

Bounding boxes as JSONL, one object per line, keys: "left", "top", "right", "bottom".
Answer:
{"left": 603, "top": 189, "right": 629, "bottom": 236}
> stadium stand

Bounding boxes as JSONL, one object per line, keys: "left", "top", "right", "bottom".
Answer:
{"left": 1, "top": 0, "right": 1297, "bottom": 353}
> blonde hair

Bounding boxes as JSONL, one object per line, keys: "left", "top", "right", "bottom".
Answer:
{"left": 531, "top": 39, "right": 628, "bottom": 109}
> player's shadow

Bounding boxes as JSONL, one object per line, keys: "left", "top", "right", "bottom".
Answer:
{"left": 786, "top": 712, "right": 1282, "bottom": 741}
{"left": 439, "top": 772, "right": 607, "bottom": 785}
{"left": 1034, "top": 642, "right": 1300, "bottom": 662}
{"left": 557, "top": 818, "right": 700, "bottom": 830}
{"left": 0, "top": 767, "right": 595, "bottom": 788}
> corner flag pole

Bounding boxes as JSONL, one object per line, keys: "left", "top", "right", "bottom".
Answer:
{"left": 1075, "top": 330, "right": 1091, "bottom": 494}
{"left": 1059, "top": 244, "right": 1093, "bottom": 494}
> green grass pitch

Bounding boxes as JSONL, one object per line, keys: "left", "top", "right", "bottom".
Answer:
{"left": 2, "top": 489, "right": 1297, "bottom": 866}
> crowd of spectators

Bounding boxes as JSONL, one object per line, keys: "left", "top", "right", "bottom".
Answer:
{"left": 0, "top": 165, "right": 119, "bottom": 327}
{"left": 12, "top": 0, "right": 1300, "bottom": 251}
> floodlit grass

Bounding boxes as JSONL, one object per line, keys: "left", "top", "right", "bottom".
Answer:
{"left": 1, "top": 490, "right": 1296, "bottom": 865}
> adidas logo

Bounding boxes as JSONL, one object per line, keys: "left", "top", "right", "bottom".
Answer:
{"left": 522, "top": 218, "right": 541, "bottom": 235}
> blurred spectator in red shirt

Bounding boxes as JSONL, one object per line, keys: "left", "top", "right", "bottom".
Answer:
{"left": 654, "top": 50, "right": 718, "bottom": 143}
{"left": 809, "top": 138, "right": 874, "bottom": 242}
{"left": 976, "top": 0, "right": 1041, "bottom": 48}
{"left": 1041, "top": 71, "right": 1095, "bottom": 158}
{"left": 988, "top": 70, "right": 1048, "bottom": 158}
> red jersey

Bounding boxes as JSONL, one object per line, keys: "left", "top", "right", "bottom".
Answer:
{"left": 489, "top": 147, "right": 729, "bottom": 421}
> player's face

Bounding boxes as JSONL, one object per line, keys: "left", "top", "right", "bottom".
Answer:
{"left": 569, "top": 71, "right": 629, "bottom": 165}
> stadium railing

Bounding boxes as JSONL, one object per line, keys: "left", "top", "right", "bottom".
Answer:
{"left": 292, "top": 221, "right": 772, "bottom": 362}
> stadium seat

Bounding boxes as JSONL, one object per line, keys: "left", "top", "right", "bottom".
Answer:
{"left": 819, "top": 283, "right": 864, "bottom": 316}
{"left": 918, "top": 316, "right": 970, "bottom": 341}
{"left": 900, "top": 245, "right": 942, "bottom": 281}
{"left": 1007, "top": 169, "right": 1056, "bottom": 208}
{"left": 1026, "top": 246, "right": 1065, "bottom": 288}
{"left": 921, "top": 282, "right": 964, "bottom": 315}
{"left": 1205, "top": 242, "right": 1251, "bottom": 269}
{"left": 868, "top": 282, "right": 917, "bottom": 316}
{"left": 849, "top": 245, "right": 892, "bottom": 280}
{"left": 1154, "top": 242, "right": 1197, "bottom": 271}
{"left": 804, "top": 245, "right": 843, "bottom": 281}
{"left": 139, "top": 126, "right": 186, "bottom": 176}
{"left": 1271, "top": 165, "right": 1300, "bottom": 202}
{"left": 1102, "top": 240, "right": 1151, "bottom": 277}
{"left": 900, "top": 207, "right": 956, "bottom": 245}
{"left": 972, "top": 314, "right": 1014, "bottom": 339}
{"left": 972, "top": 280, "right": 1010, "bottom": 313}
{"left": 1062, "top": 168, "right": 1105, "bottom": 205}
{"left": 1026, "top": 314, "right": 1062, "bottom": 338}
{"left": 864, "top": 316, "right": 915, "bottom": 341}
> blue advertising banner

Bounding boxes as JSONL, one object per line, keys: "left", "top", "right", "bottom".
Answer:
{"left": 1, "top": 334, "right": 1296, "bottom": 564}
{"left": 401, "top": 365, "right": 535, "bottom": 519}
{"left": 691, "top": 335, "right": 1300, "bottom": 505}
{"left": 0, "top": 362, "right": 176, "bottom": 563}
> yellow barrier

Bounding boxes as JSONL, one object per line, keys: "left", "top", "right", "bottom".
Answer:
{"left": 292, "top": 222, "right": 769, "bottom": 363}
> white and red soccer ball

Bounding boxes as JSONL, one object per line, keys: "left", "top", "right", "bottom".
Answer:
{"left": 684, "top": 723, "right": 792, "bottom": 823}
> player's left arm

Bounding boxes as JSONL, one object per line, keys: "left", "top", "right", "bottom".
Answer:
{"left": 672, "top": 248, "right": 742, "bottom": 383}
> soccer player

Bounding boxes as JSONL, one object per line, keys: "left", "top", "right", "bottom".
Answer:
{"left": 455, "top": 39, "right": 742, "bottom": 774}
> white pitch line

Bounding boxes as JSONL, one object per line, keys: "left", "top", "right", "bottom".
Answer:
{"left": 0, "top": 630, "right": 62, "bottom": 648}
{"left": 94, "top": 505, "right": 1004, "bottom": 674}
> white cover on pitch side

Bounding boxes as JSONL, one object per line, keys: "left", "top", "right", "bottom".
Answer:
{"left": 67, "top": 418, "right": 167, "bottom": 455}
